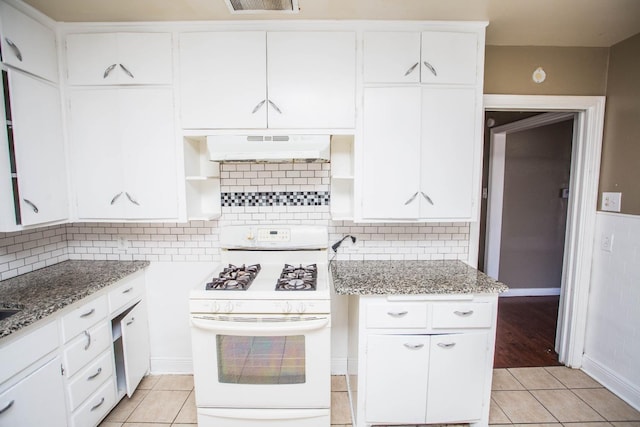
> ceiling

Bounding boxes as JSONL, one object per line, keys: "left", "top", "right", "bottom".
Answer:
{"left": 22, "top": 0, "right": 640, "bottom": 48}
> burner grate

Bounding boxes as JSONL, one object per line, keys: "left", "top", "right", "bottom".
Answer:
{"left": 276, "top": 264, "right": 317, "bottom": 291}
{"left": 206, "top": 264, "right": 261, "bottom": 290}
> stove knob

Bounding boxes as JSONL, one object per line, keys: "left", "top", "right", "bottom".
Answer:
{"left": 246, "top": 231, "right": 255, "bottom": 241}
{"left": 297, "top": 303, "right": 307, "bottom": 314}
{"left": 283, "top": 302, "right": 293, "bottom": 314}
{"left": 224, "top": 302, "right": 234, "bottom": 313}
{"left": 212, "top": 302, "right": 221, "bottom": 313}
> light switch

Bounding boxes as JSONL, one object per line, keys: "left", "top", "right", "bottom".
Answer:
{"left": 601, "top": 192, "right": 622, "bottom": 212}
{"left": 601, "top": 233, "right": 614, "bottom": 252}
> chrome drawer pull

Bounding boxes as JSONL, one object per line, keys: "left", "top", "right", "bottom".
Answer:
{"left": 84, "top": 330, "right": 91, "bottom": 350}
{"left": 125, "top": 192, "right": 140, "bottom": 206}
{"left": 87, "top": 367, "right": 102, "bottom": 380}
{"left": 252, "top": 99, "right": 266, "bottom": 114}
{"left": 119, "top": 63, "right": 134, "bottom": 78}
{"left": 0, "top": 400, "right": 14, "bottom": 414}
{"left": 454, "top": 310, "right": 474, "bottom": 317}
{"left": 23, "top": 198, "right": 39, "bottom": 213}
{"left": 4, "top": 38, "right": 22, "bottom": 61}
{"left": 126, "top": 317, "right": 135, "bottom": 326}
{"left": 268, "top": 99, "right": 282, "bottom": 114}
{"left": 387, "top": 311, "right": 408, "bottom": 318}
{"left": 423, "top": 60, "right": 438, "bottom": 77}
{"left": 404, "top": 62, "right": 419, "bottom": 76}
{"left": 437, "top": 342, "right": 456, "bottom": 349}
{"left": 403, "top": 343, "right": 424, "bottom": 350}
{"left": 90, "top": 397, "right": 105, "bottom": 412}
{"left": 404, "top": 192, "right": 418, "bottom": 205}
{"left": 110, "top": 192, "right": 123, "bottom": 205}
{"left": 80, "top": 308, "right": 95, "bottom": 318}
{"left": 103, "top": 63, "right": 117, "bottom": 79}
{"left": 122, "top": 287, "right": 133, "bottom": 294}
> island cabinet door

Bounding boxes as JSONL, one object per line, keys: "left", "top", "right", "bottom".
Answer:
{"left": 425, "top": 331, "right": 488, "bottom": 423}
{"left": 365, "top": 334, "right": 429, "bottom": 424}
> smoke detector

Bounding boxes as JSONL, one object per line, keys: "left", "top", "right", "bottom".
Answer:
{"left": 225, "top": 0, "right": 300, "bottom": 13}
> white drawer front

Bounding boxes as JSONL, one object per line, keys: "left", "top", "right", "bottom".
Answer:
{"left": 64, "top": 321, "right": 111, "bottom": 378}
{"left": 431, "top": 303, "right": 492, "bottom": 329}
{"left": 366, "top": 303, "right": 427, "bottom": 328}
{"left": 67, "top": 350, "right": 114, "bottom": 411}
{"left": 108, "top": 271, "right": 145, "bottom": 315}
{"left": 61, "top": 296, "right": 108, "bottom": 343}
{"left": 70, "top": 378, "right": 116, "bottom": 427}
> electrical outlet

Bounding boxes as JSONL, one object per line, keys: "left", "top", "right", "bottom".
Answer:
{"left": 601, "top": 233, "right": 614, "bottom": 252}
{"left": 602, "top": 192, "right": 622, "bottom": 212}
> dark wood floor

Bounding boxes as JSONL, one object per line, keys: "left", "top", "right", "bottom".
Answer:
{"left": 493, "top": 296, "right": 563, "bottom": 368}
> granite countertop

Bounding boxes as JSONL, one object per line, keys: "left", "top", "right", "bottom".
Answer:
{"left": 331, "top": 259, "right": 508, "bottom": 295}
{"left": 0, "top": 260, "right": 150, "bottom": 340}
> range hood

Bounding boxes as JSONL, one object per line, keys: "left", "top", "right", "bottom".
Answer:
{"left": 206, "top": 135, "right": 330, "bottom": 163}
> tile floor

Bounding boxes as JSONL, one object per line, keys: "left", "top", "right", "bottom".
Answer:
{"left": 99, "top": 367, "right": 640, "bottom": 427}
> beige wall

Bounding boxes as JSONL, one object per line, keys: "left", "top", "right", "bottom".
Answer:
{"left": 599, "top": 33, "right": 640, "bottom": 215}
{"left": 484, "top": 46, "right": 609, "bottom": 95}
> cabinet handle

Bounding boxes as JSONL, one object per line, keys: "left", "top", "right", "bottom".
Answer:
{"left": 80, "top": 308, "right": 95, "bottom": 318}
{"left": 84, "top": 330, "right": 92, "bottom": 350}
{"left": 454, "top": 310, "right": 474, "bottom": 317}
{"left": 404, "top": 62, "right": 419, "bottom": 76}
{"left": 122, "top": 287, "right": 133, "bottom": 294}
{"left": 420, "top": 191, "right": 434, "bottom": 205}
{"left": 126, "top": 317, "right": 135, "bottom": 326}
{"left": 403, "top": 343, "right": 424, "bottom": 350}
{"left": 22, "top": 198, "right": 39, "bottom": 213}
{"left": 90, "top": 397, "right": 105, "bottom": 412}
{"left": 119, "top": 64, "right": 135, "bottom": 79}
{"left": 251, "top": 99, "right": 266, "bottom": 114}
{"left": 4, "top": 38, "right": 22, "bottom": 62}
{"left": 0, "top": 400, "right": 14, "bottom": 415}
{"left": 404, "top": 192, "right": 418, "bottom": 205}
{"left": 423, "top": 61, "right": 438, "bottom": 77}
{"left": 125, "top": 192, "right": 140, "bottom": 206}
{"left": 268, "top": 100, "right": 282, "bottom": 114}
{"left": 87, "top": 367, "right": 102, "bottom": 380}
{"left": 103, "top": 63, "right": 117, "bottom": 79}
{"left": 110, "top": 192, "right": 123, "bottom": 205}
{"left": 387, "top": 311, "right": 408, "bottom": 318}
{"left": 437, "top": 342, "right": 456, "bottom": 349}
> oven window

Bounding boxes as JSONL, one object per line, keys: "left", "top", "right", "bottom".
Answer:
{"left": 216, "top": 335, "right": 306, "bottom": 384}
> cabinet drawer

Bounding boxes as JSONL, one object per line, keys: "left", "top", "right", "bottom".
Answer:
{"left": 431, "top": 303, "right": 492, "bottom": 329}
{"left": 64, "top": 321, "right": 111, "bottom": 378}
{"left": 70, "top": 378, "right": 116, "bottom": 427}
{"left": 109, "top": 271, "right": 145, "bottom": 314}
{"left": 366, "top": 303, "right": 427, "bottom": 328}
{"left": 61, "top": 296, "right": 108, "bottom": 343}
{"left": 67, "top": 350, "right": 114, "bottom": 411}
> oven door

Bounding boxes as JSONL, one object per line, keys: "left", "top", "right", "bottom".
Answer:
{"left": 190, "top": 314, "right": 331, "bottom": 409}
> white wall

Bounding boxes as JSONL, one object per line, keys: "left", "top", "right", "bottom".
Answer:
{"left": 583, "top": 212, "right": 640, "bottom": 409}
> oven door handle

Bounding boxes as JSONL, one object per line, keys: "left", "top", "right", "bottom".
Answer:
{"left": 199, "top": 407, "right": 329, "bottom": 420}
{"left": 191, "top": 316, "right": 330, "bottom": 335}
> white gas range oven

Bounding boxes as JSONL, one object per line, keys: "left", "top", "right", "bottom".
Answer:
{"left": 189, "top": 225, "right": 331, "bottom": 427}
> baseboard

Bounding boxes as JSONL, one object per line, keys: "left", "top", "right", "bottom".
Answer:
{"left": 500, "top": 287, "right": 561, "bottom": 297}
{"left": 331, "top": 357, "right": 348, "bottom": 375}
{"left": 150, "top": 357, "right": 193, "bottom": 374}
{"left": 582, "top": 355, "right": 640, "bottom": 411}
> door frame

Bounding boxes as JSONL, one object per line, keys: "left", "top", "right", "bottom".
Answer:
{"left": 469, "top": 95, "right": 605, "bottom": 368}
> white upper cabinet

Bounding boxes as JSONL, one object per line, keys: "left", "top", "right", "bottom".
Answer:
{"left": 0, "top": 2, "right": 58, "bottom": 83}
{"left": 363, "top": 31, "right": 478, "bottom": 85}
{"left": 66, "top": 32, "right": 173, "bottom": 85}
{"left": 179, "top": 31, "right": 356, "bottom": 129}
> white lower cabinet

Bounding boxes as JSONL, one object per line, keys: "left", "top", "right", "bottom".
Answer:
{"left": 70, "top": 378, "right": 116, "bottom": 427}
{"left": 113, "top": 300, "right": 150, "bottom": 397}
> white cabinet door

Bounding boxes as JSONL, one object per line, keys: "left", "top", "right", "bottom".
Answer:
{"left": 426, "top": 332, "right": 488, "bottom": 423}
{"left": 179, "top": 31, "right": 267, "bottom": 129}
{"left": 365, "top": 334, "right": 429, "bottom": 424}
{"left": 420, "top": 87, "right": 477, "bottom": 220}
{"left": 120, "top": 302, "right": 150, "bottom": 397}
{"left": 421, "top": 32, "right": 478, "bottom": 85}
{"left": 66, "top": 32, "right": 173, "bottom": 85}
{"left": 363, "top": 32, "right": 421, "bottom": 83}
{"left": 0, "top": 3, "right": 58, "bottom": 83}
{"left": 267, "top": 32, "right": 356, "bottom": 129}
{"left": 0, "top": 357, "right": 67, "bottom": 427}
{"left": 360, "top": 87, "right": 421, "bottom": 220}
{"left": 9, "top": 71, "right": 68, "bottom": 226}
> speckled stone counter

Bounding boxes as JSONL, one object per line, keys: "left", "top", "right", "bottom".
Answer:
{"left": 331, "top": 260, "right": 508, "bottom": 295}
{"left": 0, "top": 260, "right": 149, "bottom": 340}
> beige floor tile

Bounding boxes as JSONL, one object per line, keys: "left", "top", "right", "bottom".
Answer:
{"left": 612, "top": 423, "right": 640, "bottom": 426}
{"left": 171, "top": 424, "right": 197, "bottom": 427}
{"left": 574, "top": 388, "right": 640, "bottom": 421}
{"left": 103, "top": 389, "right": 150, "bottom": 423}
{"left": 493, "top": 369, "right": 526, "bottom": 390}
{"left": 127, "top": 390, "right": 190, "bottom": 423}
{"left": 174, "top": 391, "right": 197, "bottom": 424}
{"left": 544, "top": 366, "right": 603, "bottom": 389}
{"left": 137, "top": 375, "right": 161, "bottom": 390}
{"left": 99, "top": 422, "right": 123, "bottom": 427}
{"left": 121, "top": 424, "right": 170, "bottom": 427}
{"left": 562, "top": 423, "right": 613, "bottom": 426}
{"left": 331, "top": 391, "right": 352, "bottom": 425}
{"left": 332, "top": 374, "right": 348, "bottom": 391}
{"left": 492, "top": 390, "right": 557, "bottom": 424}
{"left": 511, "top": 424, "right": 562, "bottom": 426}
{"left": 153, "top": 375, "right": 194, "bottom": 391}
{"left": 531, "top": 389, "right": 604, "bottom": 422}
{"left": 490, "top": 397, "right": 511, "bottom": 424}
{"left": 508, "top": 367, "right": 565, "bottom": 390}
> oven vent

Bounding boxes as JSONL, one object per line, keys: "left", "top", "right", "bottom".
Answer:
{"left": 225, "top": 0, "right": 300, "bottom": 13}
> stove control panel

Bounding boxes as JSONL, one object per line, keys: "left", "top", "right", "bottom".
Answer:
{"left": 189, "top": 299, "right": 331, "bottom": 315}
{"left": 256, "top": 228, "right": 290, "bottom": 242}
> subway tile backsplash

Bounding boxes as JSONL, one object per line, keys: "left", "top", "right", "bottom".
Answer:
{"left": 0, "top": 163, "right": 469, "bottom": 279}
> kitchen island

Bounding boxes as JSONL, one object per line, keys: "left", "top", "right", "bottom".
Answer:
{"left": 331, "top": 259, "right": 507, "bottom": 427}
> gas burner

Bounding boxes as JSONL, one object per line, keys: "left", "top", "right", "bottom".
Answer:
{"left": 206, "top": 264, "right": 261, "bottom": 290}
{"left": 276, "top": 264, "right": 317, "bottom": 291}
